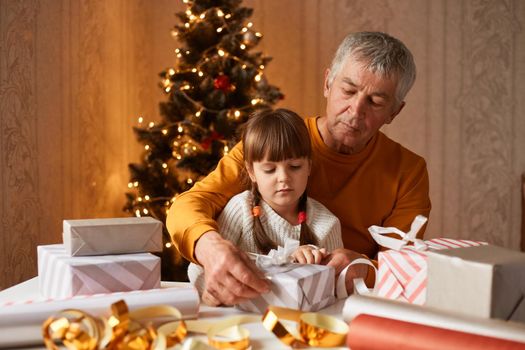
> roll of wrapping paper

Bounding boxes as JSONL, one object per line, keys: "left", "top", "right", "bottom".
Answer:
{"left": 0, "top": 285, "right": 199, "bottom": 348}
{"left": 347, "top": 314, "right": 525, "bottom": 350}
{"left": 343, "top": 295, "right": 525, "bottom": 343}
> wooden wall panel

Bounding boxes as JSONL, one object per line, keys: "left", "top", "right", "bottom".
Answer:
{"left": 1, "top": 0, "right": 524, "bottom": 289}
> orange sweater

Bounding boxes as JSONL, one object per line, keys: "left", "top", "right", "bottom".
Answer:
{"left": 167, "top": 117, "right": 431, "bottom": 264}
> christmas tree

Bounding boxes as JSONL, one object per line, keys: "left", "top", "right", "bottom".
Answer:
{"left": 124, "top": 0, "right": 283, "bottom": 281}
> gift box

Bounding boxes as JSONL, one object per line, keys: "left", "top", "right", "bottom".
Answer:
{"left": 370, "top": 215, "right": 487, "bottom": 305}
{"left": 236, "top": 263, "right": 336, "bottom": 314}
{"left": 63, "top": 217, "right": 162, "bottom": 256}
{"left": 374, "top": 238, "right": 487, "bottom": 304}
{"left": 38, "top": 244, "right": 160, "bottom": 298}
{"left": 426, "top": 244, "right": 525, "bottom": 322}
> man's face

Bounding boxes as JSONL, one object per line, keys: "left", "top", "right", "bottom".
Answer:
{"left": 322, "top": 57, "right": 404, "bottom": 154}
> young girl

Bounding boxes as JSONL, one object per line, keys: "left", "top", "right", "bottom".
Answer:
{"left": 187, "top": 108, "right": 343, "bottom": 300}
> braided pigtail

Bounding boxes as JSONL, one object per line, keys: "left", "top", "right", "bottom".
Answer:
{"left": 251, "top": 186, "right": 278, "bottom": 254}
{"left": 298, "top": 192, "right": 318, "bottom": 246}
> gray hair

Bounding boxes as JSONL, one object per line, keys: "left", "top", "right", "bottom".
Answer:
{"left": 327, "top": 32, "right": 416, "bottom": 104}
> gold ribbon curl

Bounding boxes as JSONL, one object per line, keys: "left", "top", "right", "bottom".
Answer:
{"left": 262, "top": 306, "right": 348, "bottom": 347}
{"left": 42, "top": 300, "right": 187, "bottom": 350}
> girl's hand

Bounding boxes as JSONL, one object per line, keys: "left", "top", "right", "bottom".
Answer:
{"left": 291, "top": 246, "right": 327, "bottom": 264}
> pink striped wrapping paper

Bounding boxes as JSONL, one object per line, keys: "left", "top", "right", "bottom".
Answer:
{"left": 374, "top": 238, "right": 487, "bottom": 304}
{"left": 38, "top": 244, "right": 160, "bottom": 298}
{"left": 0, "top": 283, "right": 200, "bottom": 348}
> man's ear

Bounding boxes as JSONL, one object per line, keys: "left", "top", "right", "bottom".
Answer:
{"left": 245, "top": 163, "right": 256, "bottom": 182}
{"left": 323, "top": 69, "right": 331, "bottom": 98}
{"left": 387, "top": 101, "right": 405, "bottom": 124}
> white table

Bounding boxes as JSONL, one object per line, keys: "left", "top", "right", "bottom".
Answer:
{"left": 0, "top": 278, "right": 347, "bottom": 349}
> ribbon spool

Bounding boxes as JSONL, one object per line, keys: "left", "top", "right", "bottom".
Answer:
{"left": 262, "top": 305, "right": 348, "bottom": 347}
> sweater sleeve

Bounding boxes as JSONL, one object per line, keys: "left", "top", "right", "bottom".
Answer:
{"left": 382, "top": 157, "right": 432, "bottom": 243}
{"left": 166, "top": 142, "right": 245, "bottom": 263}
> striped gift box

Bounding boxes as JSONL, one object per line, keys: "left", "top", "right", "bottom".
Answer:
{"left": 236, "top": 263, "right": 336, "bottom": 314}
{"left": 37, "top": 244, "right": 160, "bottom": 299}
{"left": 374, "top": 238, "right": 487, "bottom": 305}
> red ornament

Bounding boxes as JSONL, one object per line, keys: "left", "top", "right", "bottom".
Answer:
{"left": 200, "top": 131, "right": 223, "bottom": 150}
{"left": 214, "top": 74, "right": 232, "bottom": 92}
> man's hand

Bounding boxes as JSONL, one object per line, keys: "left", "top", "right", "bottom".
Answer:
{"left": 322, "top": 248, "right": 369, "bottom": 294}
{"left": 291, "top": 246, "right": 327, "bottom": 264}
{"left": 195, "top": 231, "right": 271, "bottom": 306}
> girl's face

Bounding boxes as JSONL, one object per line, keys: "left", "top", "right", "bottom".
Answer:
{"left": 246, "top": 156, "right": 311, "bottom": 219}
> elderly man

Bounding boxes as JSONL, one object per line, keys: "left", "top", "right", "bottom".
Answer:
{"left": 167, "top": 31, "right": 431, "bottom": 305}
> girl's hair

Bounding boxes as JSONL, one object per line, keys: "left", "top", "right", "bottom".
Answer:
{"left": 241, "top": 108, "right": 318, "bottom": 254}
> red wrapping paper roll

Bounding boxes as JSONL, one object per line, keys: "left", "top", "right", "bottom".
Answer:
{"left": 347, "top": 314, "right": 525, "bottom": 350}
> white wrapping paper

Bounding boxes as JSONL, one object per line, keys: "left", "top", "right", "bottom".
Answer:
{"left": 0, "top": 283, "right": 200, "bottom": 348}
{"left": 63, "top": 216, "right": 162, "bottom": 256}
{"left": 343, "top": 294, "right": 525, "bottom": 343}
{"left": 38, "top": 244, "right": 160, "bottom": 298}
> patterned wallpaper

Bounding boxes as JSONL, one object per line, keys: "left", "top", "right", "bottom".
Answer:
{"left": 0, "top": 0, "right": 524, "bottom": 289}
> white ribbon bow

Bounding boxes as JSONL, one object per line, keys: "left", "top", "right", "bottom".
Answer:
{"left": 368, "top": 215, "right": 428, "bottom": 251}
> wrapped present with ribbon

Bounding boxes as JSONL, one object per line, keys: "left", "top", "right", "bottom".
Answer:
{"left": 38, "top": 244, "right": 160, "bottom": 299}
{"left": 370, "top": 215, "right": 487, "bottom": 305}
{"left": 237, "top": 240, "right": 336, "bottom": 314}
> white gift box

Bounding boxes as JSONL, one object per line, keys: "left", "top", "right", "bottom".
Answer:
{"left": 63, "top": 217, "right": 162, "bottom": 256}
{"left": 426, "top": 245, "right": 525, "bottom": 323}
{"left": 38, "top": 244, "right": 160, "bottom": 298}
{"left": 237, "top": 263, "right": 336, "bottom": 314}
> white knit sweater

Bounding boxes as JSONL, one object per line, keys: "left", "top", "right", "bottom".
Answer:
{"left": 188, "top": 190, "right": 343, "bottom": 294}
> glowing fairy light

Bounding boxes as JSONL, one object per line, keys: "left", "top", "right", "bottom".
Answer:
{"left": 198, "top": 71, "right": 204, "bottom": 77}
{"left": 240, "top": 44, "right": 246, "bottom": 50}
{"left": 143, "top": 208, "right": 149, "bottom": 214}
{"left": 178, "top": 126, "right": 183, "bottom": 133}
{"left": 187, "top": 178, "right": 193, "bottom": 184}
{"left": 225, "top": 13, "right": 231, "bottom": 19}
{"left": 162, "top": 163, "right": 168, "bottom": 169}
{"left": 165, "top": 242, "right": 172, "bottom": 248}
{"left": 255, "top": 32, "right": 262, "bottom": 37}
{"left": 135, "top": 209, "right": 141, "bottom": 217}
{"left": 254, "top": 73, "right": 262, "bottom": 82}
{"left": 195, "top": 110, "right": 201, "bottom": 117}
{"left": 138, "top": 117, "right": 144, "bottom": 123}
{"left": 144, "top": 195, "right": 150, "bottom": 200}
{"left": 234, "top": 110, "right": 241, "bottom": 118}
{"left": 138, "top": 197, "right": 143, "bottom": 202}
{"left": 247, "top": 22, "right": 253, "bottom": 28}
{"left": 168, "top": 68, "right": 175, "bottom": 75}
{"left": 191, "top": 68, "right": 197, "bottom": 73}
{"left": 259, "top": 65, "right": 265, "bottom": 70}
{"left": 241, "top": 27, "right": 248, "bottom": 33}
{"left": 184, "top": 23, "right": 190, "bottom": 28}
{"left": 144, "top": 145, "right": 150, "bottom": 150}
{"left": 216, "top": 27, "right": 223, "bottom": 33}
{"left": 127, "top": 182, "right": 133, "bottom": 188}
{"left": 217, "top": 9, "right": 224, "bottom": 17}
{"left": 162, "top": 129, "right": 168, "bottom": 135}
{"left": 218, "top": 49, "right": 225, "bottom": 56}
{"left": 148, "top": 122, "right": 155, "bottom": 128}
{"left": 133, "top": 181, "right": 139, "bottom": 187}
{"left": 200, "top": 13, "right": 206, "bottom": 19}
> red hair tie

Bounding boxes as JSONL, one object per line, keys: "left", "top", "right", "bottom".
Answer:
{"left": 252, "top": 206, "right": 261, "bottom": 217}
{"left": 298, "top": 211, "right": 307, "bottom": 224}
